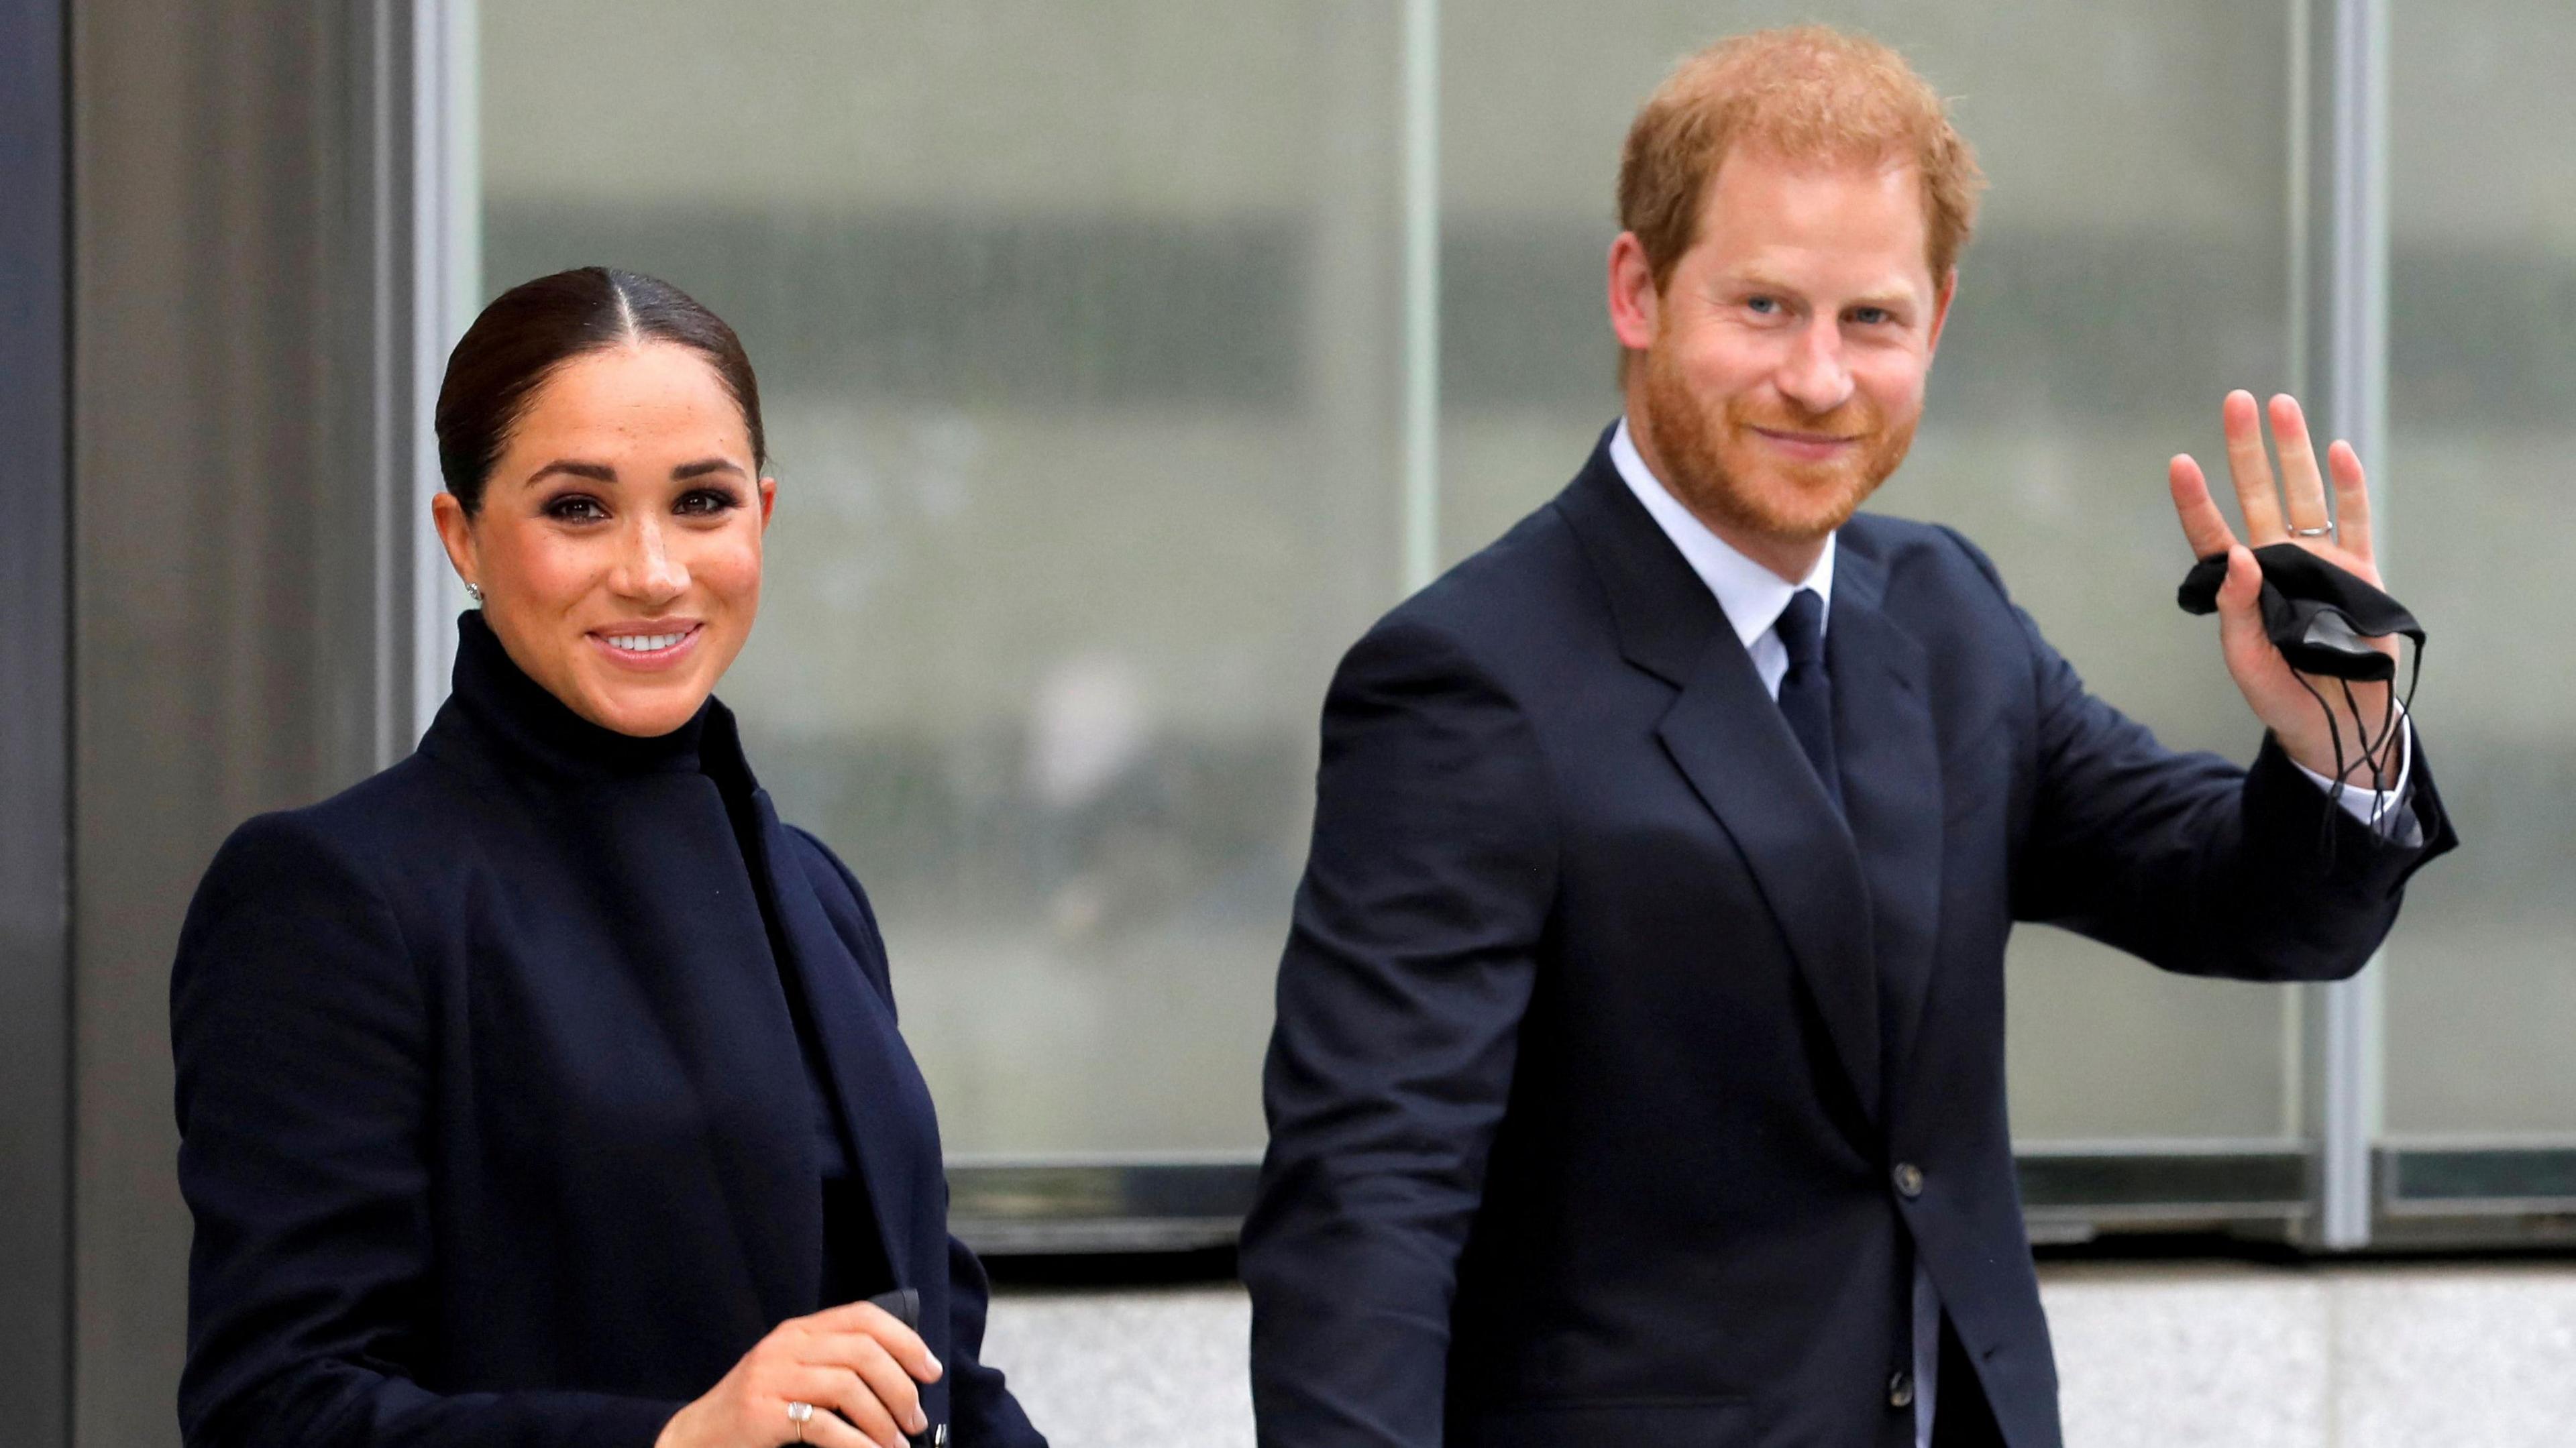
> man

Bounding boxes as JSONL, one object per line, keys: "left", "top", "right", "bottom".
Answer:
{"left": 1242, "top": 26, "right": 2453, "bottom": 1448}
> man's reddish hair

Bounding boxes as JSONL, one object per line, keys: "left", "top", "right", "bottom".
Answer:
{"left": 1617, "top": 25, "right": 1986, "bottom": 290}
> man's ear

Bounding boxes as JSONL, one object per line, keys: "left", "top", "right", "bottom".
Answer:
{"left": 1607, "top": 231, "right": 1662, "bottom": 352}
{"left": 1926, "top": 268, "right": 1957, "bottom": 355}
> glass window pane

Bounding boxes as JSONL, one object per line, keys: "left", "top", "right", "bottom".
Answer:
{"left": 1440, "top": 1, "right": 2302, "bottom": 1141}
{"left": 2382, "top": 1, "right": 2576, "bottom": 1137}
{"left": 480, "top": 1, "right": 1409, "bottom": 1155}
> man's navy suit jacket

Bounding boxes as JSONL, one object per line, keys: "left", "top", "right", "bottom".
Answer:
{"left": 1242, "top": 433, "right": 2454, "bottom": 1448}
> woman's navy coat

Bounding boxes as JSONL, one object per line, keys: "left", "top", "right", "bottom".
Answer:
{"left": 171, "top": 616, "right": 1043, "bottom": 1447}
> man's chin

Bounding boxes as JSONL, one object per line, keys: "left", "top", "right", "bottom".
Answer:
{"left": 1715, "top": 468, "right": 1876, "bottom": 541}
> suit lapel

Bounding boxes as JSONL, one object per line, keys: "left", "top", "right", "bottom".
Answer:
{"left": 576, "top": 775, "right": 817, "bottom": 1324}
{"left": 745, "top": 793, "right": 917, "bottom": 1284}
{"left": 1829, "top": 549, "right": 1945, "bottom": 1095}
{"left": 1656, "top": 642, "right": 1883, "bottom": 1123}
{"left": 1556, "top": 436, "right": 1882, "bottom": 1126}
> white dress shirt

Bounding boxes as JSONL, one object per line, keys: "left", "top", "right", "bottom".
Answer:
{"left": 1608, "top": 418, "right": 2410, "bottom": 1444}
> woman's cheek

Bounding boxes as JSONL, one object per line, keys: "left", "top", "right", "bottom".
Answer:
{"left": 700, "top": 528, "right": 766, "bottom": 608}
{"left": 513, "top": 524, "right": 603, "bottom": 612}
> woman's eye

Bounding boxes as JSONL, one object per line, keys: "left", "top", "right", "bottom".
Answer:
{"left": 545, "top": 496, "right": 608, "bottom": 523}
{"left": 675, "top": 488, "right": 740, "bottom": 517}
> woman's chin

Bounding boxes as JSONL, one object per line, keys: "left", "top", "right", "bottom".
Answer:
{"left": 572, "top": 675, "right": 712, "bottom": 738}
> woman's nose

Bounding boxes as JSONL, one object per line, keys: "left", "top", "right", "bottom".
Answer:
{"left": 615, "top": 518, "right": 689, "bottom": 602}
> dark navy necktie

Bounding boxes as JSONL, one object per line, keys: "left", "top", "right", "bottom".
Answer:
{"left": 1772, "top": 588, "right": 1843, "bottom": 814}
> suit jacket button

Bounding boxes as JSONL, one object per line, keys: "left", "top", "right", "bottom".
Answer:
{"left": 1894, "top": 1162, "right": 1925, "bottom": 1198}
{"left": 1889, "top": 1370, "right": 1915, "bottom": 1408}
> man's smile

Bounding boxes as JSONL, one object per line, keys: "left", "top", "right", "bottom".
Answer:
{"left": 1748, "top": 424, "right": 1864, "bottom": 461}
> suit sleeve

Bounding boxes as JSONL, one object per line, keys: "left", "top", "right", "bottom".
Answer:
{"left": 792, "top": 830, "right": 1047, "bottom": 1448}
{"left": 1242, "top": 619, "right": 1559, "bottom": 1448}
{"left": 172, "top": 814, "right": 680, "bottom": 1448}
{"left": 1945, "top": 532, "right": 2459, "bottom": 979}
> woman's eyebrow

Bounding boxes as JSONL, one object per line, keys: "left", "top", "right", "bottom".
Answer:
{"left": 673, "top": 458, "right": 746, "bottom": 480}
{"left": 525, "top": 459, "right": 616, "bottom": 487}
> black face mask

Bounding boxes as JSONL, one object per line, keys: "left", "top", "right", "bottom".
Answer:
{"left": 2176, "top": 543, "right": 2424, "bottom": 682}
{"left": 2177, "top": 543, "right": 2424, "bottom": 828}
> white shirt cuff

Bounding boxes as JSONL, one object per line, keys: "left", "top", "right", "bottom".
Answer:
{"left": 2290, "top": 708, "right": 2418, "bottom": 844}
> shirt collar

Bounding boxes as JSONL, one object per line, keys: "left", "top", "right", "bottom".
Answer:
{"left": 1609, "top": 416, "right": 1835, "bottom": 649}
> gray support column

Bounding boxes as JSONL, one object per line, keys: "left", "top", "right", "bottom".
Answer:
{"left": 411, "top": 0, "right": 480, "bottom": 737}
{"left": 1398, "top": 0, "right": 1440, "bottom": 591}
{"left": 0, "top": 0, "right": 74, "bottom": 1443}
{"left": 68, "top": 3, "right": 431, "bottom": 1441}
{"left": 2296, "top": 0, "right": 2391, "bottom": 1252}
{"left": 1304, "top": 3, "right": 1408, "bottom": 612}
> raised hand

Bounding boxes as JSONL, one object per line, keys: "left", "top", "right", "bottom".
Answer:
{"left": 655, "top": 1298, "right": 942, "bottom": 1448}
{"left": 2168, "top": 390, "right": 2399, "bottom": 787}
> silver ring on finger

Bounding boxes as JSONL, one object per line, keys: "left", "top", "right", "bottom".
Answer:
{"left": 786, "top": 1400, "right": 814, "bottom": 1443}
{"left": 2292, "top": 523, "right": 2334, "bottom": 538}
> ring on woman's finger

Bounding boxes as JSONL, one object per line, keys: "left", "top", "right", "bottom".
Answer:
{"left": 786, "top": 1400, "right": 814, "bottom": 1443}
{"left": 2292, "top": 524, "right": 2334, "bottom": 539}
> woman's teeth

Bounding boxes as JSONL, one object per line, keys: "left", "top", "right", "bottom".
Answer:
{"left": 604, "top": 632, "right": 686, "bottom": 653}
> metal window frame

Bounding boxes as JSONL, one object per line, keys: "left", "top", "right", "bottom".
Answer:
{"left": 410, "top": 0, "right": 479, "bottom": 739}
{"left": 1398, "top": 0, "right": 1440, "bottom": 592}
{"left": 2296, "top": 0, "right": 2392, "bottom": 1254}
{"left": 944, "top": 1146, "right": 2328, "bottom": 1258}
{"left": 945, "top": 1144, "right": 2576, "bottom": 1257}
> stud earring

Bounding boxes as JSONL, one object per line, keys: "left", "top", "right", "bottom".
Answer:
{"left": 465, "top": 581, "right": 484, "bottom": 606}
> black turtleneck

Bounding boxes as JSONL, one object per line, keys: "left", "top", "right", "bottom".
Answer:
{"left": 448, "top": 610, "right": 883, "bottom": 1306}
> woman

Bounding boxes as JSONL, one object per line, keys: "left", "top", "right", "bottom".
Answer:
{"left": 171, "top": 268, "right": 1045, "bottom": 1448}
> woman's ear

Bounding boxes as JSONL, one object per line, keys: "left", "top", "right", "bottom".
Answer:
{"left": 757, "top": 476, "right": 777, "bottom": 530}
{"left": 430, "top": 491, "right": 480, "bottom": 592}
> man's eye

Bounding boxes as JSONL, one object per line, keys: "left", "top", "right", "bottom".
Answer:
{"left": 1851, "top": 307, "right": 1892, "bottom": 325}
{"left": 1746, "top": 296, "right": 1780, "bottom": 315}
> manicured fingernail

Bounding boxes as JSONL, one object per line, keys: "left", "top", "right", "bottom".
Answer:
{"left": 925, "top": 1351, "right": 943, "bottom": 1377}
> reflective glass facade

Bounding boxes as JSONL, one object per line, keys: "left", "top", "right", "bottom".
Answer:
{"left": 2383, "top": 1, "right": 2576, "bottom": 1140}
{"left": 464, "top": 0, "right": 2571, "bottom": 1186}
{"left": 482, "top": 3, "right": 1410, "bottom": 1154}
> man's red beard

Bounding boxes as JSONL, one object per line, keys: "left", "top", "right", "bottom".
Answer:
{"left": 1637, "top": 337, "right": 1919, "bottom": 545}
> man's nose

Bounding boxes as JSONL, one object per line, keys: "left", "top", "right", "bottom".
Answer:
{"left": 1776, "top": 325, "right": 1856, "bottom": 416}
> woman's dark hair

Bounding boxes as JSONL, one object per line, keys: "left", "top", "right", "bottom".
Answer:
{"left": 434, "top": 267, "right": 766, "bottom": 514}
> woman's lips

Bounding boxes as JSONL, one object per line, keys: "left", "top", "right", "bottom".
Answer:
{"left": 587, "top": 623, "right": 704, "bottom": 671}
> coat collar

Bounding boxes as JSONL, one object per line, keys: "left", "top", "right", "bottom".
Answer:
{"left": 1555, "top": 426, "right": 1736, "bottom": 690}
{"left": 421, "top": 608, "right": 917, "bottom": 1299}
{"left": 1827, "top": 543, "right": 1946, "bottom": 1094}
{"left": 425, "top": 609, "right": 726, "bottom": 784}
{"left": 735, "top": 789, "right": 920, "bottom": 1282}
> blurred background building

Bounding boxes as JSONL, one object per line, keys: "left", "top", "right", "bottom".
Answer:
{"left": 5, "top": 1, "right": 2573, "bottom": 1444}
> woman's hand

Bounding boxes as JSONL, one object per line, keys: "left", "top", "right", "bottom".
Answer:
{"left": 655, "top": 1299, "right": 942, "bottom": 1448}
